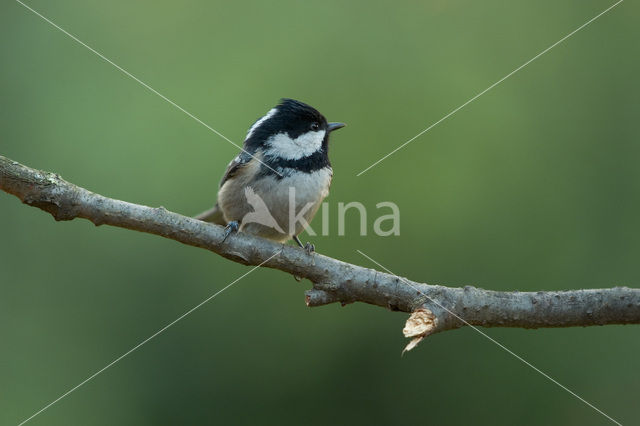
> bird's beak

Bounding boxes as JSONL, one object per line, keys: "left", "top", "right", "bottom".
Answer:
{"left": 328, "top": 122, "right": 346, "bottom": 132}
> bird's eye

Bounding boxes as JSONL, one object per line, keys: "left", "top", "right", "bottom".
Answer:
{"left": 310, "top": 122, "right": 320, "bottom": 131}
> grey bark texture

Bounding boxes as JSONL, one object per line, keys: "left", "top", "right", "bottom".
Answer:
{"left": 1, "top": 155, "right": 639, "bottom": 346}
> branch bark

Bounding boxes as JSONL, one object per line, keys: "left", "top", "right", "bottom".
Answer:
{"left": 1, "top": 155, "right": 639, "bottom": 349}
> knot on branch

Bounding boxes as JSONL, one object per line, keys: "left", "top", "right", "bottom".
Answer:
{"left": 305, "top": 288, "right": 337, "bottom": 307}
{"left": 23, "top": 194, "right": 77, "bottom": 221}
{"left": 305, "top": 285, "right": 347, "bottom": 307}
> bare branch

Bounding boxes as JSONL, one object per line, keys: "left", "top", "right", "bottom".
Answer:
{"left": 2, "top": 155, "right": 639, "bottom": 347}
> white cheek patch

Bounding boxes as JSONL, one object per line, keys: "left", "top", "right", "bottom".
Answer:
{"left": 265, "top": 130, "right": 326, "bottom": 160}
{"left": 246, "top": 108, "right": 277, "bottom": 140}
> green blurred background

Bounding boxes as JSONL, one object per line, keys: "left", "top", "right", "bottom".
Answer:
{"left": 1, "top": 0, "right": 638, "bottom": 424}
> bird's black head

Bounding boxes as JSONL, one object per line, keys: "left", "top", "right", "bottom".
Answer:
{"left": 244, "top": 98, "right": 345, "bottom": 162}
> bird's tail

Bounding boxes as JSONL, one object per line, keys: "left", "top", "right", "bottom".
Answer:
{"left": 194, "top": 203, "right": 226, "bottom": 225}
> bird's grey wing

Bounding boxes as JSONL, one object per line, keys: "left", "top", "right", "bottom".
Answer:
{"left": 219, "top": 151, "right": 252, "bottom": 188}
{"left": 194, "top": 152, "right": 252, "bottom": 225}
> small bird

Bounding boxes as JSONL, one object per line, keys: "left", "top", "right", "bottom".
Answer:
{"left": 196, "top": 98, "right": 345, "bottom": 251}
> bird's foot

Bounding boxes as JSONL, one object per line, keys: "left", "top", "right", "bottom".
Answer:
{"left": 292, "top": 236, "right": 314, "bottom": 281}
{"left": 293, "top": 235, "right": 315, "bottom": 255}
{"left": 222, "top": 221, "right": 239, "bottom": 243}
{"left": 304, "top": 242, "right": 315, "bottom": 255}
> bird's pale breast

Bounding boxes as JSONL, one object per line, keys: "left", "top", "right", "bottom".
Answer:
{"left": 217, "top": 160, "right": 332, "bottom": 241}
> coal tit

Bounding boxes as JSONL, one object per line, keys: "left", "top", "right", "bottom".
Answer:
{"left": 196, "top": 98, "right": 345, "bottom": 251}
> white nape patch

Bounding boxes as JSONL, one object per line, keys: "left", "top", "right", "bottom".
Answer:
{"left": 264, "top": 130, "right": 326, "bottom": 160}
{"left": 246, "top": 108, "right": 277, "bottom": 140}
